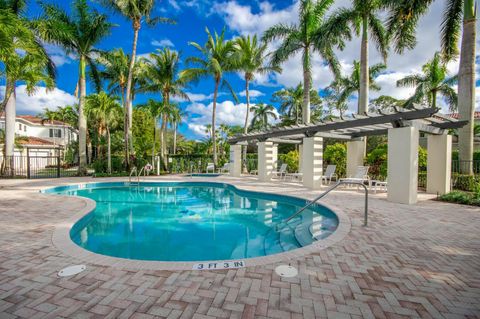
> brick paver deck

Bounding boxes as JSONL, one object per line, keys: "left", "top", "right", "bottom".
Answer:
{"left": 0, "top": 176, "right": 479, "bottom": 318}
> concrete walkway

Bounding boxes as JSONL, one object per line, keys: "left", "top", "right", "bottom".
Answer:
{"left": 0, "top": 176, "right": 479, "bottom": 318}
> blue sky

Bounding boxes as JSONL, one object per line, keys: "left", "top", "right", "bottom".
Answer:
{"left": 2, "top": 0, "right": 480, "bottom": 139}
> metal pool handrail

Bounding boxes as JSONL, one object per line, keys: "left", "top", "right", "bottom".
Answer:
{"left": 128, "top": 167, "right": 137, "bottom": 184}
{"left": 282, "top": 180, "right": 369, "bottom": 227}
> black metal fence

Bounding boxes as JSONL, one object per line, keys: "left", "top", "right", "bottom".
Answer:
{"left": 0, "top": 153, "right": 78, "bottom": 179}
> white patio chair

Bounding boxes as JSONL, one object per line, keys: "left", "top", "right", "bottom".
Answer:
{"left": 339, "top": 166, "right": 370, "bottom": 188}
{"left": 206, "top": 162, "right": 215, "bottom": 173}
{"left": 321, "top": 165, "right": 337, "bottom": 184}
{"left": 272, "top": 164, "right": 288, "bottom": 180}
{"left": 218, "top": 163, "right": 229, "bottom": 173}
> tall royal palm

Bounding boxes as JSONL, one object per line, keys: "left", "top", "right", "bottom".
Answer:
{"left": 331, "top": 0, "right": 389, "bottom": 115}
{"left": 233, "top": 35, "right": 280, "bottom": 171}
{"left": 36, "top": 0, "right": 113, "bottom": 174}
{"left": 141, "top": 48, "right": 189, "bottom": 169}
{"left": 397, "top": 52, "right": 457, "bottom": 111}
{"left": 329, "top": 60, "right": 386, "bottom": 112}
{"left": 181, "top": 28, "right": 238, "bottom": 167}
{"left": 0, "top": 0, "right": 55, "bottom": 170}
{"left": 85, "top": 92, "right": 122, "bottom": 174}
{"left": 97, "top": 49, "right": 130, "bottom": 104}
{"left": 250, "top": 103, "right": 278, "bottom": 131}
{"left": 263, "top": 0, "right": 349, "bottom": 124}
{"left": 386, "top": 0, "right": 476, "bottom": 173}
{"left": 102, "top": 0, "right": 174, "bottom": 159}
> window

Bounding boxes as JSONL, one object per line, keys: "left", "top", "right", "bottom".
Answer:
{"left": 49, "top": 128, "right": 62, "bottom": 138}
{"left": 24, "top": 125, "right": 26, "bottom": 132}
{"left": 18, "top": 123, "right": 22, "bottom": 130}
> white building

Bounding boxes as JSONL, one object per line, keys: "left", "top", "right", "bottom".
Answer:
{"left": 0, "top": 114, "right": 78, "bottom": 158}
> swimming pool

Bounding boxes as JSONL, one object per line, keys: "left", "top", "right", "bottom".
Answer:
{"left": 45, "top": 182, "right": 339, "bottom": 262}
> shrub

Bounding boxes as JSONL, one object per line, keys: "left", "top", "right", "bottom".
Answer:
{"left": 439, "top": 190, "right": 480, "bottom": 206}
{"left": 323, "top": 143, "right": 346, "bottom": 177}
{"left": 366, "top": 144, "right": 387, "bottom": 178}
{"left": 451, "top": 174, "right": 480, "bottom": 192}
{"left": 279, "top": 150, "right": 299, "bottom": 173}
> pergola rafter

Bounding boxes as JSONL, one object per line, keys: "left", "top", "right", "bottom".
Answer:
{"left": 228, "top": 106, "right": 468, "bottom": 145}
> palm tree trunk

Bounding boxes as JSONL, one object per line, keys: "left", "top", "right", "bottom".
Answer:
{"left": 78, "top": 56, "right": 88, "bottom": 175}
{"left": 152, "top": 116, "right": 157, "bottom": 170}
{"left": 458, "top": 1, "right": 476, "bottom": 175}
{"left": 107, "top": 126, "right": 111, "bottom": 174}
{"left": 125, "top": 20, "right": 140, "bottom": 167}
{"left": 212, "top": 78, "right": 220, "bottom": 167}
{"left": 359, "top": 16, "right": 369, "bottom": 115}
{"left": 173, "top": 121, "right": 177, "bottom": 155}
{"left": 431, "top": 90, "right": 437, "bottom": 109}
{"left": 4, "top": 81, "right": 15, "bottom": 175}
{"left": 242, "top": 77, "right": 250, "bottom": 173}
{"left": 302, "top": 47, "right": 311, "bottom": 124}
{"left": 160, "top": 115, "right": 167, "bottom": 170}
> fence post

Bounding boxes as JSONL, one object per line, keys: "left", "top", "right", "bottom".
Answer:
{"left": 26, "top": 149, "right": 31, "bottom": 179}
{"left": 57, "top": 154, "right": 61, "bottom": 178}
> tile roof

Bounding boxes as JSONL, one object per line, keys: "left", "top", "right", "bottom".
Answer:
{"left": 445, "top": 112, "right": 480, "bottom": 120}
{"left": 16, "top": 115, "right": 67, "bottom": 126}
{"left": 17, "top": 136, "right": 57, "bottom": 146}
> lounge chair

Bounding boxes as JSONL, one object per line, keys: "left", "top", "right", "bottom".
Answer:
{"left": 206, "top": 162, "right": 215, "bottom": 173}
{"left": 272, "top": 164, "right": 288, "bottom": 179}
{"left": 322, "top": 165, "right": 337, "bottom": 184}
{"left": 339, "top": 166, "right": 370, "bottom": 188}
{"left": 285, "top": 172, "right": 303, "bottom": 181}
{"left": 218, "top": 163, "right": 229, "bottom": 173}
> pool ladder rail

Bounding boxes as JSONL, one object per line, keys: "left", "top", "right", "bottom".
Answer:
{"left": 128, "top": 166, "right": 146, "bottom": 186}
{"left": 279, "top": 180, "right": 369, "bottom": 230}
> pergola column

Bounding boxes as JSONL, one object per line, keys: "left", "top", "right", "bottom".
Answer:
{"left": 347, "top": 140, "right": 365, "bottom": 177}
{"left": 272, "top": 144, "right": 278, "bottom": 170}
{"left": 427, "top": 134, "right": 452, "bottom": 195}
{"left": 258, "top": 141, "right": 274, "bottom": 182}
{"left": 298, "top": 144, "right": 303, "bottom": 173}
{"left": 302, "top": 137, "right": 323, "bottom": 189}
{"left": 387, "top": 126, "right": 419, "bottom": 204}
{"left": 229, "top": 144, "right": 242, "bottom": 177}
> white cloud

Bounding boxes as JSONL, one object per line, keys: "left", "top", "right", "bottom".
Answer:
{"left": 185, "top": 100, "right": 279, "bottom": 137}
{"left": 0, "top": 85, "right": 77, "bottom": 114}
{"left": 151, "top": 38, "right": 175, "bottom": 47}
{"left": 44, "top": 44, "right": 74, "bottom": 67}
{"left": 171, "top": 91, "right": 227, "bottom": 103}
{"left": 239, "top": 89, "right": 264, "bottom": 98}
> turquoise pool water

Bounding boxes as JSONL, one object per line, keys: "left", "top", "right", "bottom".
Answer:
{"left": 45, "top": 182, "right": 338, "bottom": 261}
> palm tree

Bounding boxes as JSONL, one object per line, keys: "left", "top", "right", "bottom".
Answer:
{"left": 96, "top": 49, "right": 130, "bottom": 105}
{"left": 397, "top": 52, "right": 457, "bottom": 111}
{"left": 263, "top": 0, "right": 350, "bottom": 124}
{"left": 272, "top": 83, "right": 323, "bottom": 125}
{"left": 329, "top": 61, "right": 386, "bottom": 113}
{"left": 181, "top": 28, "right": 239, "bottom": 167}
{"left": 250, "top": 103, "right": 278, "bottom": 130}
{"left": 330, "top": 1, "right": 389, "bottom": 115}
{"left": 36, "top": 0, "right": 114, "bottom": 174}
{"left": 138, "top": 99, "right": 165, "bottom": 170}
{"left": 233, "top": 34, "right": 281, "bottom": 171}
{"left": 386, "top": 0, "right": 476, "bottom": 173}
{"left": 0, "top": 0, "right": 56, "bottom": 168}
{"left": 85, "top": 92, "right": 122, "bottom": 174}
{"left": 140, "top": 48, "right": 189, "bottom": 169}
{"left": 102, "top": 0, "right": 174, "bottom": 159}
{"left": 168, "top": 105, "right": 183, "bottom": 155}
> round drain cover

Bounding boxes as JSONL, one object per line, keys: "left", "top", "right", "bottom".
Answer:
{"left": 58, "top": 265, "right": 86, "bottom": 277}
{"left": 275, "top": 265, "right": 298, "bottom": 278}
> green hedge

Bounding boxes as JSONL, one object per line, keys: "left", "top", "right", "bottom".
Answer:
{"left": 439, "top": 191, "right": 480, "bottom": 206}
{"left": 324, "top": 143, "right": 347, "bottom": 177}
{"left": 279, "top": 150, "right": 299, "bottom": 173}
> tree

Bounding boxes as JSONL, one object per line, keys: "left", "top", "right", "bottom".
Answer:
{"left": 0, "top": 0, "right": 55, "bottom": 171}
{"left": 329, "top": 60, "right": 386, "bottom": 113}
{"left": 181, "top": 28, "right": 239, "bottom": 167}
{"left": 272, "top": 83, "right": 323, "bottom": 125}
{"left": 369, "top": 95, "right": 405, "bottom": 112}
{"left": 263, "top": 0, "right": 349, "bottom": 124}
{"left": 250, "top": 103, "right": 278, "bottom": 130}
{"left": 140, "top": 48, "right": 189, "bottom": 169}
{"left": 233, "top": 34, "right": 280, "bottom": 171}
{"left": 96, "top": 49, "right": 129, "bottom": 104}
{"left": 386, "top": 0, "right": 476, "bottom": 172}
{"left": 102, "top": 0, "right": 174, "bottom": 162}
{"left": 168, "top": 105, "right": 183, "bottom": 155}
{"left": 138, "top": 99, "right": 165, "bottom": 170}
{"left": 397, "top": 52, "right": 457, "bottom": 110}
{"left": 330, "top": 0, "right": 389, "bottom": 115}
{"left": 36, "top": 0, "right": 114, "bottom": 174}
{"left": 85, "top": 92, "right": 122, "bottom": 174}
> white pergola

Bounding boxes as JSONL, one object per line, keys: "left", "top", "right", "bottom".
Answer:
{"left": 227, "top": 106, "right": 468, "bottom": 205}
